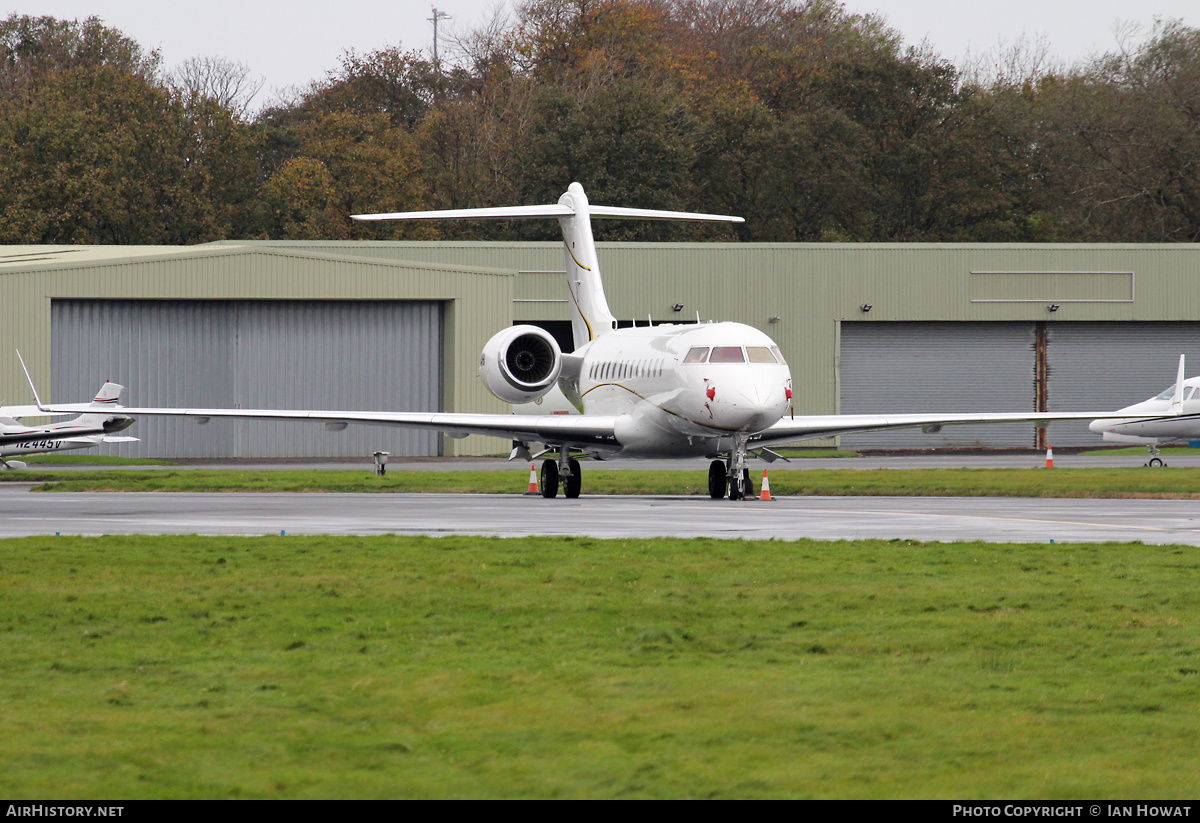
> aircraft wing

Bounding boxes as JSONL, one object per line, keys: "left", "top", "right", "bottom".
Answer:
{"left": 0, "top": 405, "right": 76, "bottom": 419}
{"left": 64, "top": 405, "right": 625, "bottom": 452}
{"left": 751, "top": 410, "right": 1130, "bottom": 448}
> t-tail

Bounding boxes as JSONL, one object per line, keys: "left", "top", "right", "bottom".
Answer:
{"left": 352, "top": 183, "right": 743, "bottom": 349}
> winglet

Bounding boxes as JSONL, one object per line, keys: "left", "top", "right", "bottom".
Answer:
{"left": 15, "top": 350, "right": 47, "bottom": 412}
{"left": 1170, "top": 354, "right": 1186, "bottom": 416}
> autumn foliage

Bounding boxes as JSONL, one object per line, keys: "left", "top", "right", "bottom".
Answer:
{"left": 2, "top": 1, "right": 1199, "bottom": 244}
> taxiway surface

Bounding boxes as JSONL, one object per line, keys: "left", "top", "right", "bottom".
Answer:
{"left": 5, "top": 485, "right": 1200, "bottom": 544}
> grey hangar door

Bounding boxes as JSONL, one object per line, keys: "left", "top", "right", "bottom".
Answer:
{"left": 838, "top": 321, "right": 1200, "bottom": 449}
{"left": 51, "top": 300, "right": 444, "bottom": 458}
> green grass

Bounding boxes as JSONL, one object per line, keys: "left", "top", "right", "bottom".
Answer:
{"left": 1079, "top": 446, "right": 1199, "bottom": 456}
{"left": 0, "top": 534, "right": 1197, "bottom": 798}
{"left": 9, "top": 466, "right": 1200, "bottom": 498}
{"left": 18, "top": 454, "right": 175, "bottom": 466}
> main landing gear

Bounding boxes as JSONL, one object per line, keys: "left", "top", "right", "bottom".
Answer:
{"left": 1146, "top": 444, "right": 1167, "bottom": 468}
{"left": 709, "top": 435, "right": 755, "bottom": 500}
{"left": 540, "top": 445, "right": 582, "bottom": 498}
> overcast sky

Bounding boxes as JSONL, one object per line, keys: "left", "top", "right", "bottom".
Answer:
{"left": 9, "top": 1, "right": 1197, "bottom": 107}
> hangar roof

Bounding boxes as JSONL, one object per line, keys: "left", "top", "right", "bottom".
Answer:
{"left": 0, "top": 242, "right": 517, "bottom": 277}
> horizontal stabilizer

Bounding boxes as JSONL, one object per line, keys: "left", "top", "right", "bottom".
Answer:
{"left": 353, "top": 204, "right": 573, "bottom": 222}
{"left": 353, "top": 202, "right": 743, "bottom": 224}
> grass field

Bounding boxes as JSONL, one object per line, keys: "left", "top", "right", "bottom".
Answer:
{"left": 9, "top": 466, "right": 1200, "bottom": 498}
{"left": 1, "top": 533, "right": 1198, "bottom": 799}
{"left": 18, "top": 455, "right": 175, "bottom": 466}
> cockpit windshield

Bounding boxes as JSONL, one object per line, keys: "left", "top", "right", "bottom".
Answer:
{"left": 1154, "top": 385, "right": 1196, "bottom": 400}
{"left": 709, "top": 347, "right": 746, "bottom": 363}
{"left": 682, "top": 345, "right": 784, "bottom": 364}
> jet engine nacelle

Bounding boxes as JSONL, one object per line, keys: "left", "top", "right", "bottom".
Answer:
{"left": 478, "top": 325, "right": 563, "bottom": 404}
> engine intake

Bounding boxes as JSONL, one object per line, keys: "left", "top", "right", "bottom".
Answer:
{"left": 479, "top": 325, "right": 563, "bottom": 404}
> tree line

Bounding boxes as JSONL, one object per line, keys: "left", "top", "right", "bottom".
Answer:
{"left": 2, "top": 0, "right": 1198, "bottom": 245}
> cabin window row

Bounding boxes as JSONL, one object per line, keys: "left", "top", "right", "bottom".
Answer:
{"left": 682, "top": 346, "right": 787, "bottom": 365}
{"left": 588, "top": 359, "right": 667, "bottom": 381}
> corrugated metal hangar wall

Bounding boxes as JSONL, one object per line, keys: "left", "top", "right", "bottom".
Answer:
{"left": 0, "top": 245, "right": 516, "bottom": 458}
{"left": 839, "top": 321, "right": 1200, "bottom": 448}
{"left": 3, "top": 241, "right": 1199, "bottom": 456}
{"left": 51, "top": 300, "right": 443, "bottom": 458}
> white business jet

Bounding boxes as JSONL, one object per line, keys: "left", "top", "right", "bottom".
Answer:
{"left": 1, "top": 376, "right": 137, "bottom": 469}
{"left": 1088, "top": 355, "right": 1200, "bottom": 466}
{"left": 27, "top": 184, "right": 1137, "bottom": 498}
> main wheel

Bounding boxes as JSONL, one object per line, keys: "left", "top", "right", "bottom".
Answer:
{"left": 540, "top": 459, "right": 559, "bottom": 498}
{"left": 708, "top": 460, "right": 726, "bottom": 499}
{"left": 1149, "top": 457, "right": 1165, "bottom": 467}
{"left": 742, "top": 468, "right": 754, "bottom": 498}
{"left": 565, "top": 458, "right": 582, "bottom": 498}
{"left": 728, "top": 475, "right": 743, "bottom": 501}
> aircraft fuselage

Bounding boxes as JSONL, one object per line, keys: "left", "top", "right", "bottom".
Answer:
{"left": 0, "top": 435, "right": 100, "bottom": 458}
{"left": 571, "top": 321, "right": 792, "bottom": 457}
{"left": 1088, "top": 376, "right": 1200, "bottom": 444}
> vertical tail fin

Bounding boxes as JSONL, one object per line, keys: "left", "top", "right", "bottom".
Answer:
{"left": 90, "top": 381, "right": 123, "bottom": 407}
{"left": 557, "top": 183, "right": 616, "bottom": 347}
{"left": 1170, "top": 354, "right": 1187, "bottom": 416}
{"left": 75, "top": 382, "right": 125, "bottom": 427}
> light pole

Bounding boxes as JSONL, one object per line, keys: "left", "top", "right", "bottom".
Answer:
{"left": 429, "top": 5, "right": 452, "bottom": 75}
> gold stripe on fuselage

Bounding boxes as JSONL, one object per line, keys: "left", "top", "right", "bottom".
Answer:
{"left": 580, "top": 382, "right": 746, "bottom": 433}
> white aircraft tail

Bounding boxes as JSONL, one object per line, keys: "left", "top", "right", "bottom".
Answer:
{"left": 74, "top": 382, "right": 125, "bottom": 428}
{"left": 556, "top": 184, "right": 616, "bottom": 346}
{"left": 353, "top": 183, "right": 743, "bottom": 349}
{"left": 1170, "top": 354, "right": 1186, "bottom": 416}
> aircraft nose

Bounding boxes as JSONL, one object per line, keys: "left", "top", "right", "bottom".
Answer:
{"left": 722, "top": 385, "right": 788, "bottom": 431}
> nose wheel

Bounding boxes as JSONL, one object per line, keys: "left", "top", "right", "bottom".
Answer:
{"left": 710, "top": 437, "right": 755, "bottom": 500}
{"left": 728, "top": 468, "right": 754, "bottom": 500}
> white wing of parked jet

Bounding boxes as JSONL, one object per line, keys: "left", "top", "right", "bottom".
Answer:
{"left": 753, "top": 410, "right": 1123, "bottom": 449}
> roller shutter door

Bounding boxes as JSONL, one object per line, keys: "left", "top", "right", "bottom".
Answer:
{"left": 840, "top": 322, "right": 1037, "bottom": 448}
{"left": 1046, "top": 322, "right": 1200, "bottom": 446}
{"left": 51, "top": 300, "right": 443, "bottom": 458}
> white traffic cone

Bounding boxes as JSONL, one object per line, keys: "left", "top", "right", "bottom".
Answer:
{"left": 759, "top": 469, "right": 773, "bottom": 501}
{"left": 524, "top": 464, "right": 539, "bottom": 495}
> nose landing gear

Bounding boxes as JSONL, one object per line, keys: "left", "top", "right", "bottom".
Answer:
{"left": 709, "top": 436, "right": 755, "bottom": 500}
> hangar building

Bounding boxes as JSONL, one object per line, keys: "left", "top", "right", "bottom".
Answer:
{"left": 2, "top": 240, "right": 1197, "bottom": 457}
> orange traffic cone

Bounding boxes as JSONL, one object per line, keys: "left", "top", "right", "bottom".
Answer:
{"left": 524, "top": 464, "right": 539, "bottom": 495}
{"left": 1045, "top": 444, "right": 1054, "bottom": 468}
{"left": 759, "top": 469, "right": 774, "bottom": 501}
